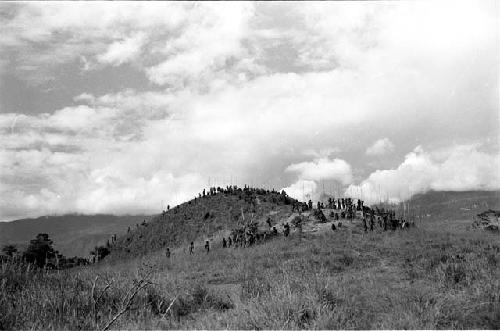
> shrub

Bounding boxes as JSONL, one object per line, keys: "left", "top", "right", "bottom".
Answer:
{"left": 23, "top": 234, "right": 57, "bottom": 268}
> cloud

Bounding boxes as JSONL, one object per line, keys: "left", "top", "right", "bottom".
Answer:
{"left": 0, "top": 2, "right": 213, "bottom": 83}
{"left": 0, "top": 1, "right": 498, "bottom": 220}
{"left": 345, "top": 144, "right": 500, "bottom": 204}
{"left": 96, "top": 32, "right": 146, "bottom": 66}
{"left": 285, "top": 158, "right": 353, "bottom": 185}
{"left": 146, "top": 3, "right": 255, "bottom": 87}
{"left": 366, "top": 138, "right": 395, "bottom": 156}
{"left": 281, "top": 179, "right": 317, "bottom": 202}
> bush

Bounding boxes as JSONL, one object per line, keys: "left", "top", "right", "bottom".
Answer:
{"left": 23, "top": 234, "right": 57, "bottom": 268}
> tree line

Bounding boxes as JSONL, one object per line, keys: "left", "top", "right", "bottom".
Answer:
{"left": 0, "top": 233, "right": 110, "bottom": 269}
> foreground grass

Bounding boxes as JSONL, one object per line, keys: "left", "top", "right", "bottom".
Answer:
{"left": 1, "top": 219, "right": 499, "bottom": 330}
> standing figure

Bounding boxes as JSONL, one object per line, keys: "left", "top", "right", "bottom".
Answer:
{"left": 205, "top": 240, "right": 210, "bottom": 254}
{"left": 228, "top": 236, "right": 232, "bottom": 248}
{"left": 222, "top": 237, "right": 227, "bottom": 248}
{"left": 189, "top": 241, "right": 194, "bottom": 255}
{"left": 363, "top": 217, "right": 368, "bottom": 232}
{"left": 165, "top": 247, "right": 171, "bottom": 258}
{"left": 283, "top": 223, "right": 290, "bottom": 237}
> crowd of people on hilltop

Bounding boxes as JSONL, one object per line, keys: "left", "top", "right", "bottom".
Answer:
{"left": 157, "top": 185, "right": 296, "bottom": 221}
{"left": 107, "top": 184, "right": 415, "bottom": 261}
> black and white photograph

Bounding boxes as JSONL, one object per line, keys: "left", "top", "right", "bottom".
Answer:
{"left": 0, "top": 1, "right": 499, "bottom": 329}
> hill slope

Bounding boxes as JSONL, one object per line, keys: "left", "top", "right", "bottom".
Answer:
{"left": 0, "top": 214, "right": 146, "bottom": 257}
{"left": 109, "top": 188, "right": 297, "bottom": 260}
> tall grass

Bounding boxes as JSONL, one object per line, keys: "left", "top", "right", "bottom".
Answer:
{"left": 1, "top": 220, "right": 499, "bottom": 329}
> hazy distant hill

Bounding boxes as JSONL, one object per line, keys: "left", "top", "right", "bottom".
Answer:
{"left": 406, "top": 190, "right": 500, "bottom": 220}
{"left": 0, "top": 214, "right": 147, "bottom": 257}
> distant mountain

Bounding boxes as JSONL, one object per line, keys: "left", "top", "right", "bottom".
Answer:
{"left": 0, "top": 214, "right": 148, "bottom": 257}
{"left": 406, "top": 190, "right": 500, "bottom": 220}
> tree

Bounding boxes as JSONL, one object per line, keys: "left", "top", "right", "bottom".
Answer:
{"left": 1, "top": 244, "right": 17, "bottom": 257}
{"left": 90, "top": 245, "right": 110, "bottom": 262}
{"left": 23, "top": 233, "right": 57, "bottom": 268}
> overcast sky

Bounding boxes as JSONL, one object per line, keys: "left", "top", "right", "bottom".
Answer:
{"left": 0, "top": 1, "right": 498, "bottom": 221}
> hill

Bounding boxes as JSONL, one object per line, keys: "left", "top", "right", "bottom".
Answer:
{"left": 2, "top": 196, "right": 499, "bottom": 329}
{"left": 406, "top": 190, "right": 500, "bottom": 221}
{"left": 109, "top": 187, "right": 297, "bottom": 260}
{"left": 0, "top": 214, "right": 146, "bottom": 257}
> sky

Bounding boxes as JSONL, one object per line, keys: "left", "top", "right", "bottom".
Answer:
{"left": 0, "top": 1, "right": 498, "bottom": 221}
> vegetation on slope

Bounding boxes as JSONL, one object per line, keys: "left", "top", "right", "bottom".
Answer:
{"left": 109, "top": 187, "right": 296, "bottom": 260}
{"left": 1, "top": 217, "right": 499, "bottom": 330}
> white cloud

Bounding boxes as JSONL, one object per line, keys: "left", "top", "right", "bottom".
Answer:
{"left": 96, "top": 32, "right": 146, "bottom": 66}
{"left": 281, "top": 179, "right": 317, "bottom": 202}
{"left": 280, "top": 157, "right": 353, "bottom": 203}
{"left": 366, "top": 138, "right": 395, "bottom": 156}
{"left": 346, "top": 144, "right": 500, "bottom": 204}
{"left": 145, "top": 2, "right": 255, "bottom": 87}
{"left": 0, "top": 1, "right": 498, "bottom": 220}
{"left": 285, "top": 158, "right": 353, "bottom": 185}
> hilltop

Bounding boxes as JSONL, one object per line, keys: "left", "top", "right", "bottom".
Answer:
{"left": 3, "top": 190, "right": 497, "bottom": 259}
{"left": 109, "top": 187, "right": 297, "bottom": 260}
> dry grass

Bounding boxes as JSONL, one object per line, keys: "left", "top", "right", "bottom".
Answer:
{"left": 1, "top": 218, "right": 499, "bottom": 330}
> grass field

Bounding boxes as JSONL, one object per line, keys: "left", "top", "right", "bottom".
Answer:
{"left": 1, "top": 217, "right": 499, "bottom": 330}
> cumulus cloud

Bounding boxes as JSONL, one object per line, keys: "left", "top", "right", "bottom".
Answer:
{"left": 96, "top": 32, "right": 146, "bottom": 66}
{"left": 0, "top": 1, "right": 498, "bottom": 220}
{"left": 285, "top": 158, "right": 353, "bottom": 185}
{"left": 281, "top": 179, "right": 317, "bottom": 202}
{"left": 146, "top": 2, "right": 255, "bottom": 87}
{"left": 345, "top": 144, "right": 500, "bottom": 204}
{"left": 280, "top": 157, "right": 353, "bottom": 203}
{"left": 366, "top": 138, "right": 395, "bottom": 156}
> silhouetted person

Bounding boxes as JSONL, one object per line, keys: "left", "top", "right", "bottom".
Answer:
{"left": 331, "top": 223, "right": 336, "bottom": 231}
{"left": 222, "top": 237, "right": 227, "bottom": 248}
{"left": 165, "top": 248, "right": 171, "bottom": 258}
{"left": 284, "top": 223, "right": 290, "bottom": 237}
{"left": 205, "top": 240, "right": 210, "bottom": 254}
{"left": 189, "top": 241, "right": 194, "bottom": 255}
{"left": 228, "top": 236, "right": 232, "bottom": 248}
